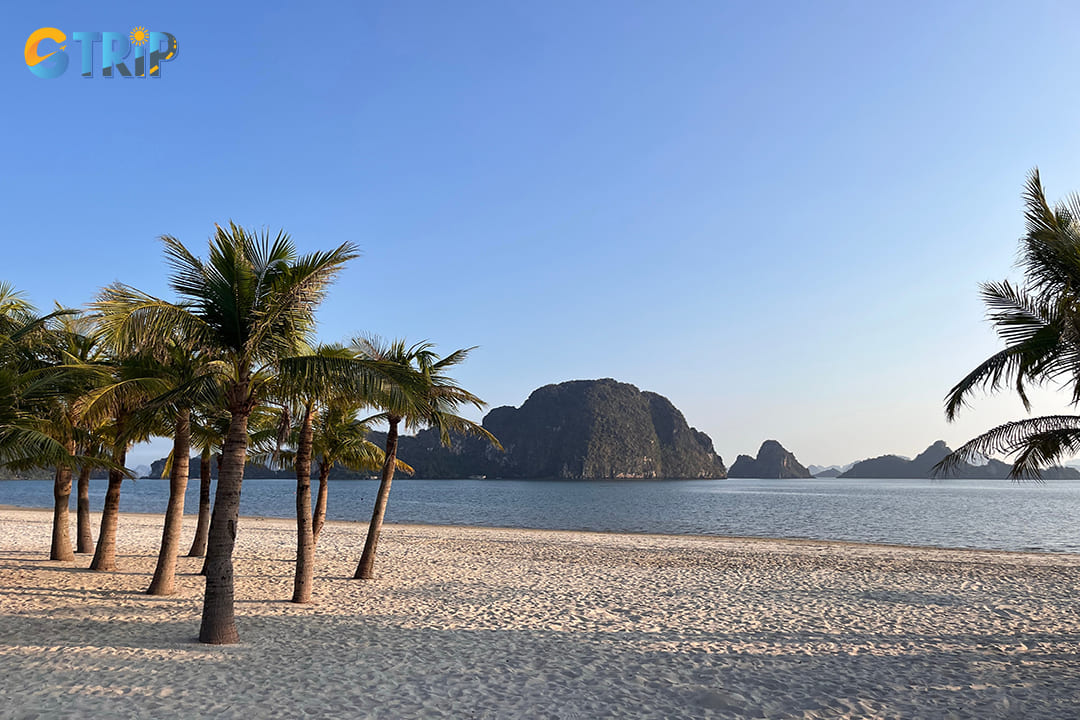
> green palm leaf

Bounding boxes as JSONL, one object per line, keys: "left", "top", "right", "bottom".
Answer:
{"left": 944, "top": 169, "right": 1080, "bottom": 476}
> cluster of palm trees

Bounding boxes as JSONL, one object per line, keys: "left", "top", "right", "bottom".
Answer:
{"left": 0, "top": 223, "right": 498, "bottom": 645}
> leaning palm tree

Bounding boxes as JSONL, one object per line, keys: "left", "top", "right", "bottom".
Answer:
{"left": 94, "top": 223, "right": 358, "bottom": 644}
{"left": 938, "top": 169, "right": 1080, "bottom": 477}
{"left": 81, "top": 353, "right": 164, "bottom": 572}
{"left": 352, "top": 336, "right": 500, "bottom": 580}
{"left": 113, "top": 328, "right": 224, "bottom": 594}
{"left": 146, "top": 399, "right": 193, "bottom": 594}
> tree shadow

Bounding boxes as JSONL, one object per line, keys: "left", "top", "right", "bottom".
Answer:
{"left": 0, "top": 615, "right": 1074, "bottom": 719}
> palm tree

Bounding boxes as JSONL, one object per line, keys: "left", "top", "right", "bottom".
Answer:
{"left": 82, "top": 354, "right": 162, "bottom": 572}
{"left": 0, "top": 292, "right": 99, "bottom": 557}
{"left": 265, "top": 345, "right": 336, "bottom": 605}
{"left": 75, "top": 434, "right": 105, "bottom": 554}
{"left": 87, "top": 420, "right": 129, "bottom": 572}
{"left": 0, "top": 291, "right": 75, "bottom": 559}
{"left": 352, "top": 336, "right": 500, "bottom": 580}
{"left": 30, "top": 310, "right": 80, "bottom": 562}
{"left": 939, "top": 169, "right": 1080, "bottom": 477}
{"left": 42, "top": 390, "right": 79, "bottom": 562}
{"left": 186, "top": 407, "right": 228, "bottom": 558}
{"left": 310, "top": 401, "right": 403, "bottom": 545}
{"left": 94, "top": 223, "right": 358, "bottom": 644}
{"left": 137, "top": 348, "right": 223, "bottom": 595}
{"left": 290, "top": 396, "right": 318, "bottom": 603}
{"left": 149, "top": 404, "right": 191, "bottom": 593}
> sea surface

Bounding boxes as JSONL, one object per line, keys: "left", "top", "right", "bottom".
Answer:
{"left": 2, "top": 477, "right": 1079, "bottom": 554}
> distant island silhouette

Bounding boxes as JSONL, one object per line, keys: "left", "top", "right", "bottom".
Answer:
{"left": 840, "top": 440, "right": 1080, "bottom": 480}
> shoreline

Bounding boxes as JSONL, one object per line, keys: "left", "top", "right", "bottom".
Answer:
{"left": 0, "top": 501, "right": 1074, "bottom": 558}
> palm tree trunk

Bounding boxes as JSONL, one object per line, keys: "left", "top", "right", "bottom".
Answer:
{"left": 199, "top": 452, "right": 222, "bottom": 576}
{"left": 199, "top": 403, "right": 249, "bottom": 645}
{"left": 187, "top": 448, "right": 212, "bottom": 557}
{"left": 89, "top": 447, "right": 127, "bottom": 572}
{"left": 50, "top": 450, "right": 75, "bottom": 561}
{"left": 148, "top": 408, "right": 191, "bottom": 595}
{"left": 355, "top": 418, "right": 398, "bottom": 580}
{"left": 292, "top": 404, "right": 316, "bottom": 603}
{"left": 76, "top": 464, "right": 93, "bottom": 554}
{"left": 312, "top": 458, "right": 330, "bottom": 546}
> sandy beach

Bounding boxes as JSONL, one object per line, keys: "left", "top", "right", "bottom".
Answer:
{"left": 1, "top": 508, "right": 1078, "bottom": 719}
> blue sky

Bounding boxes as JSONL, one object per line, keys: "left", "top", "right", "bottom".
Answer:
{"left": 6, "top": 1, "right": 1080, "bottom": 469}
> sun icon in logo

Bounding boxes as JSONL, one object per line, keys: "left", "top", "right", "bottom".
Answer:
{"left": 130, "top": 27, "right": 149, "bottom": 46}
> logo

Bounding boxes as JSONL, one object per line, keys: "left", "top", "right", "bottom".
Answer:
{"left": 25, "top": 27, "right": 178, "bottom": 79}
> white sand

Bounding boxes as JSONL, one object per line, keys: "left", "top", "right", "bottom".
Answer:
{"left": 0, "top": 508, "right": 1078, "bottom": 719}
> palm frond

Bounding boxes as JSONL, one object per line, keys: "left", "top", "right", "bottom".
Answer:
{"left": 244, "top": 241, "right": 359, "bottom": 362}
{"left": 92, "top": 284, "right": 210, "bottom": 355}
{"left": 934, "top": 415, "right": 1080, "bottom": 479}
{"left": 0, "top": 281, "right": 35, "bottom": 319}
{"left": 0, "top": 425, "right": 75, "bottom": 469}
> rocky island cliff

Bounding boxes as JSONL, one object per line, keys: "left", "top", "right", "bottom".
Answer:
{"left": 727, "top": 440, "right": 813, "bottom": 478}
{"left": 379, "top": 379, "right": 727, "bottom": 479}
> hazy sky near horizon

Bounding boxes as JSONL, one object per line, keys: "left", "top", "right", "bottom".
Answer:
{"left": 7, "top": 1, "right": 1080, "bottom": 469}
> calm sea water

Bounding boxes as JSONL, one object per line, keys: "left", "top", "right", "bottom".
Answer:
{"left": 2, "top": 477, "right": 1079, "bottom": 554}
